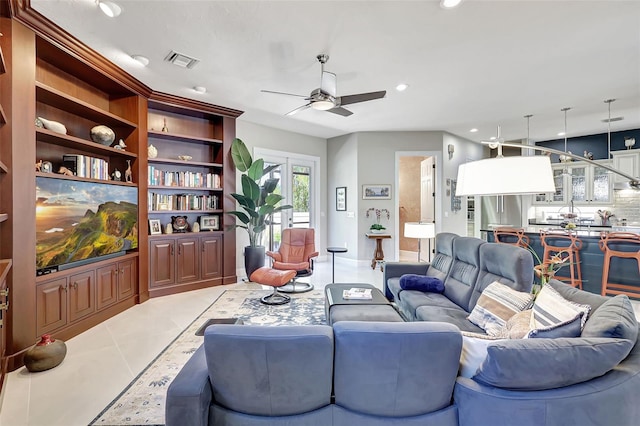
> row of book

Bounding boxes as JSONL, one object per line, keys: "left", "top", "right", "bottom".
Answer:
{"left": 63, "top": 154, "right": 110, "bottom": 180}
{"left": 148, "top": 166, "right": 221, "bottom": 189}
{"left": 148, "top": 192, "right": 219, "bottom": 211}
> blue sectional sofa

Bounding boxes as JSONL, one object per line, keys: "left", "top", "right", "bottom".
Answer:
{"left": 166, "top": 321, "right": 463, "bottom": 426}
{"left": 383, "top": 233, "right": 640, "bottom": 426}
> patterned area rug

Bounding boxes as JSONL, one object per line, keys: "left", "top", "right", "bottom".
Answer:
{"left": 91, "top": 288, "right": 326, "bottom": 426}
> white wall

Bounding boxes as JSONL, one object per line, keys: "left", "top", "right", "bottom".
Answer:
{"left": 235, "top": 121, "right": 328, "bottom": 275}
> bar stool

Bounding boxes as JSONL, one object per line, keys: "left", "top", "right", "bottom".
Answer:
{"left": 493, "top": 227, "right": 530, "bottom": 248}
{"left": 598, "top": 232, "right": 640, "bottom": 298}
{"left": 539, "top": 229, "right": 583, "bottom": 289}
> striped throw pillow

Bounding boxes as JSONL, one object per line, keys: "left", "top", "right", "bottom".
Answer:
{"left": 530, "top": 284, "right": 591, "bottom": 331}
{"left": 467, "top": 281, "right": 535, "bottom": 337}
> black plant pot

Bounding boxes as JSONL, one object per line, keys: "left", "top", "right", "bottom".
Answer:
{"left": 244, "top": 246, "right": 266, "bottom": 280}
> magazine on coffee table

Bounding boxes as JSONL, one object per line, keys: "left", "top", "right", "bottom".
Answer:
{"left": 343, "top": 287, "right": 373, "bottom": 300}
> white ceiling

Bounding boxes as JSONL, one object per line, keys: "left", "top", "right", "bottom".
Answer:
{"left": 30, "top": 0, "right": 640, "bottom": 144}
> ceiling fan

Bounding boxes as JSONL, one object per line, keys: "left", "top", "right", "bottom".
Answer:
{"left": 261, "top": 54, "right": 386, "bottom": 117}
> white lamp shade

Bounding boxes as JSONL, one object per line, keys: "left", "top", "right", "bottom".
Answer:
{"left": 404, "top": 222, "right": 435, "bottom": 239}
{"left": 455, "top": 155, "right": 555, "bottom": 196}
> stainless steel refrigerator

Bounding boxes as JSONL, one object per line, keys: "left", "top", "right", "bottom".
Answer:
{"left": 481, "top": 195, "right": 523, "bottom": 229}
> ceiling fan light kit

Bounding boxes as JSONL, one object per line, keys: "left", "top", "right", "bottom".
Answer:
{"left": 262, "top": 53, "right": 386, "bottom": 117}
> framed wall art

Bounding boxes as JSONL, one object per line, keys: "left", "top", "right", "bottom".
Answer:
{"left": 362, "top": 184, "right": 391, "bottom": 200}
{"left": 149, "top": 219, "right": 162, "bottom": 235}
{"left": 336, "top": 186, "right": 347, "bottom": 211}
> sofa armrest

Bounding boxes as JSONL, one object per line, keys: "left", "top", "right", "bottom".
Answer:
{"left": 383, "top": 262, "right": 430, "bottom": 299}
{"left": 166, "top": 345, "right": 212, "bottom": 426}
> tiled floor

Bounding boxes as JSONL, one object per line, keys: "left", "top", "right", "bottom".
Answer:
{"left": 0, "top": 257, "right": 383, "bottom": 426}
{"left": 1, "top": 256, "right": 638, "bottom": 426}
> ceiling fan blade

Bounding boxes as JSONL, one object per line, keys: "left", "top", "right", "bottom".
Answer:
{"left": 327, "top": 106, "right": 353, "bottom": 117}
{"left": 338, "top": 90, "right": 386, "bottom": 106}
{"left": 285, "top": 103, "right": 312, "bottom": 116}
{"left": 261, "top": 89, "right": 308, "bottom": 98}
{"left": 320, "top": 71, "right": 337, "bottom": 97}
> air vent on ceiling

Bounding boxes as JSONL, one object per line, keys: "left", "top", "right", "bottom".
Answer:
{"left": 164, "top": 50, "right": 200, "bottom": 69}
{"left": 602, "top": 116, "right": 624, "bottom": 123}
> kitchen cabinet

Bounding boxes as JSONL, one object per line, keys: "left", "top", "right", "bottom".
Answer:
{"left": 533, "top": 161, "right": 612, "bottom": 205}
{"left": 96, "top": 258, "right": 137, "bottom": 311}
{"left": 533, "top": 166, "right": 567, "bottom": 205}
{"left": 611, "top": 150, "right": 640, "bottom": 183}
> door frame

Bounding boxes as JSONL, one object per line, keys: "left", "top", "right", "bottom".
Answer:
{"left": 254, "top": 147, "right": 321, "bottom": 252}
{"left": 395, "top": 151, "right": 443, "bottom": 261}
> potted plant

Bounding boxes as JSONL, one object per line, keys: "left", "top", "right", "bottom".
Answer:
{"left": 228, "top": 138, "right": 293, "bottom": 278}
{"left": 366, "top": 208, "right": 390, "bottom": 233}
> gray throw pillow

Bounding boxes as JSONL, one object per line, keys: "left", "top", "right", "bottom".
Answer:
{"left": 527, "top": 314, "right": 582, "bottom": 339}
{"left": 473, "top": 337, "right": 634, "bottom": 390}
{"left": 581, "top": 294, "right": 639, "bottom": 341}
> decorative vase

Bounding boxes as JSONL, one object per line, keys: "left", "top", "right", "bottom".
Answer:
{"left": 90, "top": 125, "right": 116, "bottom": 146}
{"left": 37, "top": 117, "right": 67, "bottom": 135}
{"left": 148, "top": 144, "right": 158, "bottom": 159}
{"left": 244, "top": 246, "right": 266, "bottom": 279}
{"left": 370, "top": 229, "right": 385, "bottom": 234}
{"left": 192, "top": 222, "right": 200, "bottom": 233}
{"left": 24, "top": 334, "right": 67, "bottom": 372}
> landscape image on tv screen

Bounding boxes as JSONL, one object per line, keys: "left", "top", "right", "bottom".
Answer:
{"left": 36, "top": 177, "right": 138, "bottom": 271}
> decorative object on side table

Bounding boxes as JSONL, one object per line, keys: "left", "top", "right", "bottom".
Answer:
{"left": 171, "top": 215, "right": 189, "bottom": 233}
{"left": 24, "top": 334, "right": 67, "bottom": 372}
{"left": 597, "top": 209, "right": 615, "bottom": 226}
{"left": 90, "top": 125, "right": 116, "bottom": 146}
{"left": 228, "top": 138, "right": 293, "bottom": 278}
{"left": 37, "top": 116, "right": 67, "bottom": 135}
{"left": 366, "top": 208, "right": 390, "bottom": 233}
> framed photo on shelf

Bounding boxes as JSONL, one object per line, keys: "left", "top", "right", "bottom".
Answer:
{"left": 149, "top": 219, "right": 162, "bottom": 235}
{"left": 362, "top": 184, "right": 391, "bottom": 200}
{"left": 336, "top": 186, "right": 347, "bottom": 211}
{"left": 199, "top": 215, "right": 220, "bottom": 231}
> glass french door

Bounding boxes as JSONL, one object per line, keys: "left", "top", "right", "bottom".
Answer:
{"left": 256, "top": 152, "right": 315, "bottom": 252}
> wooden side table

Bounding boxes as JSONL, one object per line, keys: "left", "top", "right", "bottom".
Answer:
{"left": 365, "top": 233, "right": 392, "bottom": 271}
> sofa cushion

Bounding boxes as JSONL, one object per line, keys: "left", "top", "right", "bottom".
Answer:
{"left": 333, "top": 321, "right": 462, "bottom": 417}
{"left": 459, "top": 333, "right": 505, "bottom": 378}
{"left": 415, "top": 305, "right": 485, "bottom": 334}
{"left": 398, "top": 290, "right": 461, "bottom": 321}
{"left": 473, "top": 337, "right": 635, "bottom": 390}
{"left": 443, "top": 237, "right": 484, "bottom": 310}
{"left": 204, "top": 324, "right": 334, "bottom": 416}
{"left": 467, "top": 281, "right": 534, "bottom": 336}
{"left": 581, "top": 294, "right": 639, "bottom": 342}
{"left": 526, "top": 314, "right": 583, "bottom": 339}
{"left": 531, "top": 284, "right": 591, "bottom": 330}
{"left": 399, "top": 274, "right": 445, "bottom": 293}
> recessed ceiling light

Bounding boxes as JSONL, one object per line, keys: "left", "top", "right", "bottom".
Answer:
{"left": 395, "top": 83, "right": 409, "bottom": 92}
{"left": 193, "top": 86, "right": 207, "bottom": 94}
{"left": 489, "top": 136, "right": 497, "bottom": 140}
{"left": 470, "top": 128, "right": 478, "bottom": 133}
{"left": 96, "top": 0, "right": 122, "bottom": 18}
{"left": 131, "top": 55, "right": 149, "bottom": 67}
{"left": 440, "top": 0, "right": 463, "bottom": 9}
{"left": 558, "top": 132, "right": 566, "bottom": 136}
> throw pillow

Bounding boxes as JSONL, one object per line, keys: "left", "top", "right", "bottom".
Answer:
{"left": 526, "top": 314, "right": 583, "bottom": 339}
{"left": 467, "top": 281, "right": 535, "bottom": 337}
{"left": 399, "top": 274, "right": 445, "bottom": 293}
{"left": 459, "top": 332, "right": 506, "bottom": 378}
{"left": 530, "top": 284, "right": 591, "bottom": 331}
{"left": 581, "top": 294, "right": 639, "bottom": 341}
{"left": 495, "top": 309, "right": 532, "bottom": 339}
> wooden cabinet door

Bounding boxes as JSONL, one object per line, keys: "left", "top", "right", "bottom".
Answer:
{"left": 68, "top": 271, "right": 96, "bottom": 323}
{"left": 96, "top": 264, "right": 118, "bottom": 311}
{"left": 176, "top": 237, "right": 199, "bottom": 284}
{"left": 36, "top": 278, "right": 68, "bottom": 336}
{"left": 150, "top": 239, "right": 175, "bottom": 288}
{"left": 201, "top": 235, "right": 222, "bottom": 280}
{"left": 118, "top": 259, "right": 136, "bottom": 300}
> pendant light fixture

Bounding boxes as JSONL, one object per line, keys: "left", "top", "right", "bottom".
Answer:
{"left": 605, "top": 99, "right": 615, "bottom": 159}
{"left": 524, "top": 114, "right": 533, "bottom": 155}
{"left": 560, "top": 107, "right": 572, "bottom": 176}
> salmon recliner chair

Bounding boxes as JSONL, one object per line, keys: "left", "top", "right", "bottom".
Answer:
{"left": 266, "top": 228, "right": 318, "bottom": 293}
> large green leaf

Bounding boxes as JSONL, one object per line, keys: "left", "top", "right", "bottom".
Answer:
{"left": 262, "top": 164, "right": 279, "bottom": 178}
{"left": 241, "top": 175, "right": 261, "bottom": 202}
{"left": 247, "top": 158, "right": 264, "bottom": 181}
{"left": 227, "top": 210, "right": 250, "bottom": 224}
{"left": 231, "top": 138, "right": 252, "bottom": 172}
{"left": 231, "top": 193, "right": 256, "bottom": 211}
{"left": 265, "top": 193, "right": 284, "bottom": 205}
{"left": 262, "top": 178, "right": 279, "bottom": 195}
{"left": 258, "top": 205, "right": 275, "bottom": 216}
{"left": 273, "top": 204, "right": 293, "bottom": 213}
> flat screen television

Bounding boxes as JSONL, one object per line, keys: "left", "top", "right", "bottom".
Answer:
{"left": 36, "top": 177, "right": 138, "bottom": 274}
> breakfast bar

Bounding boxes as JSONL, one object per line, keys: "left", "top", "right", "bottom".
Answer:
{"left": 485, "top": 227, "right": 640, "bottom": 298}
